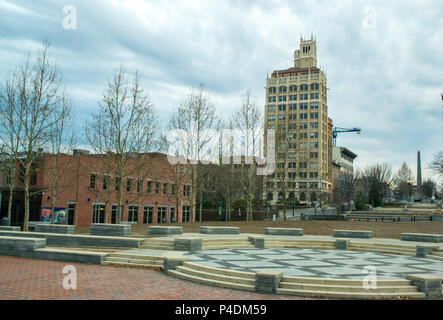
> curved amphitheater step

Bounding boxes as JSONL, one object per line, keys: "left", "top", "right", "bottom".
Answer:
{"left": 265, "top": 239, "right": 336, "bottom": 250}
{"left": 102, "top": 252, "right": 164, "bottom": 269}
{"left": 347, "top": 242, "right": 417, "bottom": 256}
{"left": 202, "top": 239, "right": 254, "bottom": 250}
{"left": 139, "top": 239, "right": 174, "bottom": 250}
{"left": 167, "top": 261, "right": 256, "bottom": 292}
{"left": 428, "top": 250, "right": 443, "bottom": 261}
{"left": 277, "top": 276, "right": 426, "bottom": 299}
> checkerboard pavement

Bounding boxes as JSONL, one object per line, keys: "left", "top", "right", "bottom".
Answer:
{"left": 184, "top": 248, "right": 443, "bottom": 280}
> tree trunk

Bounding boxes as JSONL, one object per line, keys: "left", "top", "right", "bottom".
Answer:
{"left": 23, "top": 170, "right": 30, "bottom": 232}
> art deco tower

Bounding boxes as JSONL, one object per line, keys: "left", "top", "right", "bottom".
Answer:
{"left": 264, "top": 36, "right": 332, "bottom": 205}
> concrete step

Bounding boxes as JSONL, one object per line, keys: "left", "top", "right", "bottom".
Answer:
{"left": 279, "top": 282, "right": 418, "bottom": 293}
{"left": 104, "top": 257, "right": 163, "bottom": 265}
{"left": 183, "top": 262, "right": 255, "bottom": 279}
{"left": 107, "top": 253, "right": 164, "bottom": 260}
{"left": 175, "top": 266, "right": 255, "bottom": 285}
{"left": 348, "top": 247, "right": 415, "bottom": 256}
{"left": 281, "top": 276, "right": 412, "bottom": 287}
{"left": 168, "top": 269, "right": 255, "bottom": 291}
{"left": 276, "top": 288, "right": 426, "bottom": 299}
{"left": 102, "top": 261, "right": 163, "bottom": 269}
{"left": 203, "top": 244, "right": 254, "bottom": 249}
{"left": 139, "top": 245, "right": 173, "bottom": 250}
{"left": 427, "top": 254, "right": 443, "bottom": 261}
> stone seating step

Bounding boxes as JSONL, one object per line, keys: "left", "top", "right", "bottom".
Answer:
{"left": 104, "top": 256, "right": 163, "bottom": 265}
{"left": 203, "top": 244, "right": 254, "bottom": 249}
{"left": 101, "top": 261, "right": 162, "bottom": 269}
{"left": 427, "top": 254, "right": 443, "bottom": 261}
{"left": 175, "top": 266, "right": 255, "bottom": 285}
{"left": 347, "top": 247, "right": 415, "bottom": 256}
{"left": 279, "top": 282, "right": 418, "bottom": 293}
{"left": 168, "top": 269, "right": 255, "bottom": 292}
{"left": 348, "top": 244, "right": 417, "bottom": 252}
{"left": 108, "top": 252, "right": 164, "bottom": 260}
{"left": 281, "top": 276, "right": 412, "bottom": 286}
{"left": 276, "top": 288, "right": 425, "bottom": 299}
{"left": 202, "top": 238, "right": 250, "bottom": 243}
{"left": 183, "top": 262, "right": 255, "bottom": 279}
{"left": 105, "top": 257, "right": 163, "bottom": 266}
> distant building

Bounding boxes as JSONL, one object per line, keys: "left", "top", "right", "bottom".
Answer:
{"left": 0, "top": 151, "right": 193, "bottom": 227}
{"left": 264, "top": 36, "right": 332, "bottom": 204}
{"left": 332, "top": 146, "right": 357, "bottom": 180}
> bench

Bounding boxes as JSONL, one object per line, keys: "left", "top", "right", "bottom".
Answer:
{"left": 90, "top": 223, "right": 131, "bottom": 236}
{"left": 265, "top": 228, "right": 303, "bottom": 236}
{"left": 35, "top": 223, "right": 75, "bottom": 234}
{"left": 0, "top": 236, "right": 46, "bottom": 252}
{"left": 401, "top": 233, "right": 443, "bottom": 243}
{"left": 200, "top": 226, "right": 240, "bottom": 235}
{"left": 0, "top": 226, "right": 21, "bottom": 231}
{"left": 148, "top": 226, "right": 183, "bottom": 236}
{"left": 333, "top": 230, "right": 373, "bottom": 239}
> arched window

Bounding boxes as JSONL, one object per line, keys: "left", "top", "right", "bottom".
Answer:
{"left": 289, "top": 192, "right": 295, "bottom": 199}
{"left": 310, "top": 192, "right": 317, "bottom": 202}
{"left": 267, "top": 192, "right": 273, "bottom": 201}
{"left": 300, "top": 192, "right": 306, "bottom": 201}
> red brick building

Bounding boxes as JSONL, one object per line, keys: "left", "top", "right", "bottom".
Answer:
{"left": 0, "top": 150, "right": 193, "bottom": 227}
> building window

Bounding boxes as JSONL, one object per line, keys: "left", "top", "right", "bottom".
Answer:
{"left": 311, "top": 83, "right": 319, "bottom": 90}
{"left": 30, "top": 164, "right": 37, "bottom": 185}
{"left": 126, "top": 177, "right": 132, "bottom": 192}
{"left": 89, "top": 173, "right": 97, "bottom": 189}
{"left": 268, "top": 87, "right": 276, "bottom": 94}
{"left": 289, "top": 85, "right": 297, "bottom": 92}
{"left": 137, "top": 179, "right": 143, "bottom": 193}
{"left": 289, "top": 94, "right": 297, "bottom": 101}
{"left": 155, "top": 181, "right": 160, "bottom": 194}
{"left": 267, "top": 115, "right": 275, "bottom": 121}
{"left": 128, "top": 205, "right": 138, "bottom": 222}
{"left": 143, "top": 206, "right": 153, "bottom": 224}
{"left": 163, "top": 182, "right": 168, "bottom": 195}
{"left": 115, "top": 176, "right": 121, "bottom": 191}
{"left": 171, "top": 183, "right": 177, "bottom": 195}
{"left": 310, "top": 132, "right": 318, "bottom": 139}
{"left": 300, "top": 84, "right": 308, "bottom": 91}
{"left": 310, "top": 122, "right": 319, "bottom": 129}
{"left": 300, "top": 113, "right": 308, "bottom": 119}
{"left": 267, "top": 105, "right": 275, "bottom": 112}
{"left": 278, "top": 95, "right": 287, "bottom": 102}
{"left": 182, "top": 205, "right": 191, "bottom": 222}
{"left": 278, "top": 114, "right": 286, "bottom": 121}
{"left": 289, "top": 104, "right": 297, "bottom": 110}
{"left": 147, "top": 180, "right": 152, "bottom": 193}
{"left": 278, "top": 104, "right": 286, "bottom": 111}
{"left": 103, "top": 174, "right": 109, "bottom": 190}
{"left": 157, "top": 206, "right": 167, "bottom": 224}
{"left": 183, "top": 184, "right": 191, "bottom": 197}
{"left": 92, "top": 204, "right": 105, "bottom": 224}
{"left": 310, "top": 103, "right": 319, "bottom": 109}
{"left": 279, "top": 86, "right": 286, "bottom": 93}
{"left": 111, "top": 204, "right": 123, "bottom": 224}
{"left": 300, "top": 103, "right": 308, "bottom": 110}
{"left": 299, "top": 122, "right": 307, "bottom": 129}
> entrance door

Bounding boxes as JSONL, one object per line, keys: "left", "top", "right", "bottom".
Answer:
{"left": 111, "top": 205, "right": 123, "bottom": 224}
{"left": 67, "top": 203, "right": 76, "bottom": 225}
{"left": 170, "top": 207, "right": 175, "bottom": 223}
{"left": 92, "top": 204, "right": 105, "bottom": 223}
{"left": 143, "top": 206, "right": 153, "bottom": 224}
{"left": 157, "top": 207, "right": 167, "bottom": 224}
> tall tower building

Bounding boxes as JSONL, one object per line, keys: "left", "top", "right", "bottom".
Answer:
{"left": 264, "top": 36, "right": 332, "bottom": 205}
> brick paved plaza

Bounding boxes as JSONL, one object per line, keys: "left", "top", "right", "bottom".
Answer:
{"left": 0, "top": 256, "right": 304, "bottom": 300}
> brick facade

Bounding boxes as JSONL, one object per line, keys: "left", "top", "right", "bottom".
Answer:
{"left": 1, "top": 152, "right": 193, "bottom": 227}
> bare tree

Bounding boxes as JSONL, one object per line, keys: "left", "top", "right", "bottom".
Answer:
{"left": 230, "top": 90, "right": 262, "bottom": 221}
{"left": 363, "top": 163, "right": 393, "bottom": 207}
{"left": 168, "top": 85, "right": 219, "bottom": 222}
{"left": 394, "top": 162, "right": 413, "bottom": 199}
{"left": 429, "top": 150, "right": 443, "bottom": 177}
{"left": 0, "top": 41, "right": 68, "bottom": 231}
{"left": 85, "top": 67, "right": 154, "bottom": 224}
{"left": 45, "top": 93, "right": 76, "bottom": 223}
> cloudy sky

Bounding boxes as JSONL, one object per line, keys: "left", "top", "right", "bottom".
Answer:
{"left": 0, "top": 0, "right": 442, "bottom": 181}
